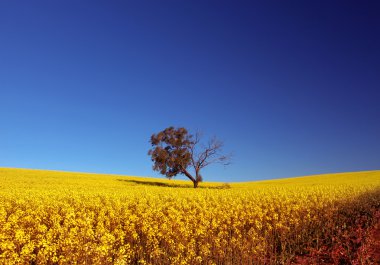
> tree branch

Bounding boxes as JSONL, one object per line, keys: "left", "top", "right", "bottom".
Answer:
{"left": 196, "top": 137, "right": 231, "bottom": 169}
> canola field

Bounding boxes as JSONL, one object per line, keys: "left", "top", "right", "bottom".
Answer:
{"left": 0, "top": 168, "right": 379, "bottom": 264}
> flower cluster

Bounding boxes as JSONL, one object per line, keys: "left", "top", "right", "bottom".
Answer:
{"left": 0, "top": 169, "right": 379, "bottom": 264}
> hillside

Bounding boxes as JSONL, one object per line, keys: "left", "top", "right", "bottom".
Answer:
{"left": 0, "top": 168, "right": 379, "bottom": 264}
{"left": 1, "top": 167, "right": 379, "bottom": 191}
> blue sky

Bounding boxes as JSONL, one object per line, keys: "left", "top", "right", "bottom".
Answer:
{"left": 1, "top": 1, "right": 379, "bottom": 182}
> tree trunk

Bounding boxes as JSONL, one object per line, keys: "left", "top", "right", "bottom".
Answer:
{"left": 181, "top": 168, "right": 199, "bottom": 188}
{"left": 193, "top": 180, "right": 199, "bottom": 188}
{"left": 194, "top": 170, "right": 202, "bottom": 188}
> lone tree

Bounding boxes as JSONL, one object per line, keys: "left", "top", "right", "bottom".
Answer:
{"left": 148, "top": 127, "right": 230, "bottom": 188}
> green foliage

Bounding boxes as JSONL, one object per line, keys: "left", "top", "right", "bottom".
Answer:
{"left": 148, "top": 127, "right": 193, "bottom": 178}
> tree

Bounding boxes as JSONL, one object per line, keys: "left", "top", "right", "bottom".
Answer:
{"left": 148, "top": 126, "right": 230, "bottom": 188}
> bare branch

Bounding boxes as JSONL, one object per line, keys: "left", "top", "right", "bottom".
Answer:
{"left": 194, "top": 136, "right": 231, "bottom": 170}
{"left": 189, "top": 131, "right": 201, "bottom": 169}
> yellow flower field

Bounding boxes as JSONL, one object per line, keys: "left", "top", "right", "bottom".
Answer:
{"left": 0, "top": 168, "right": 379, "bottom": 264}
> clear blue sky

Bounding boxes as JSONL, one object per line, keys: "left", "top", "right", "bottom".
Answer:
{"left": 1, "top": 1, "right": 379, "bottom": 182}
